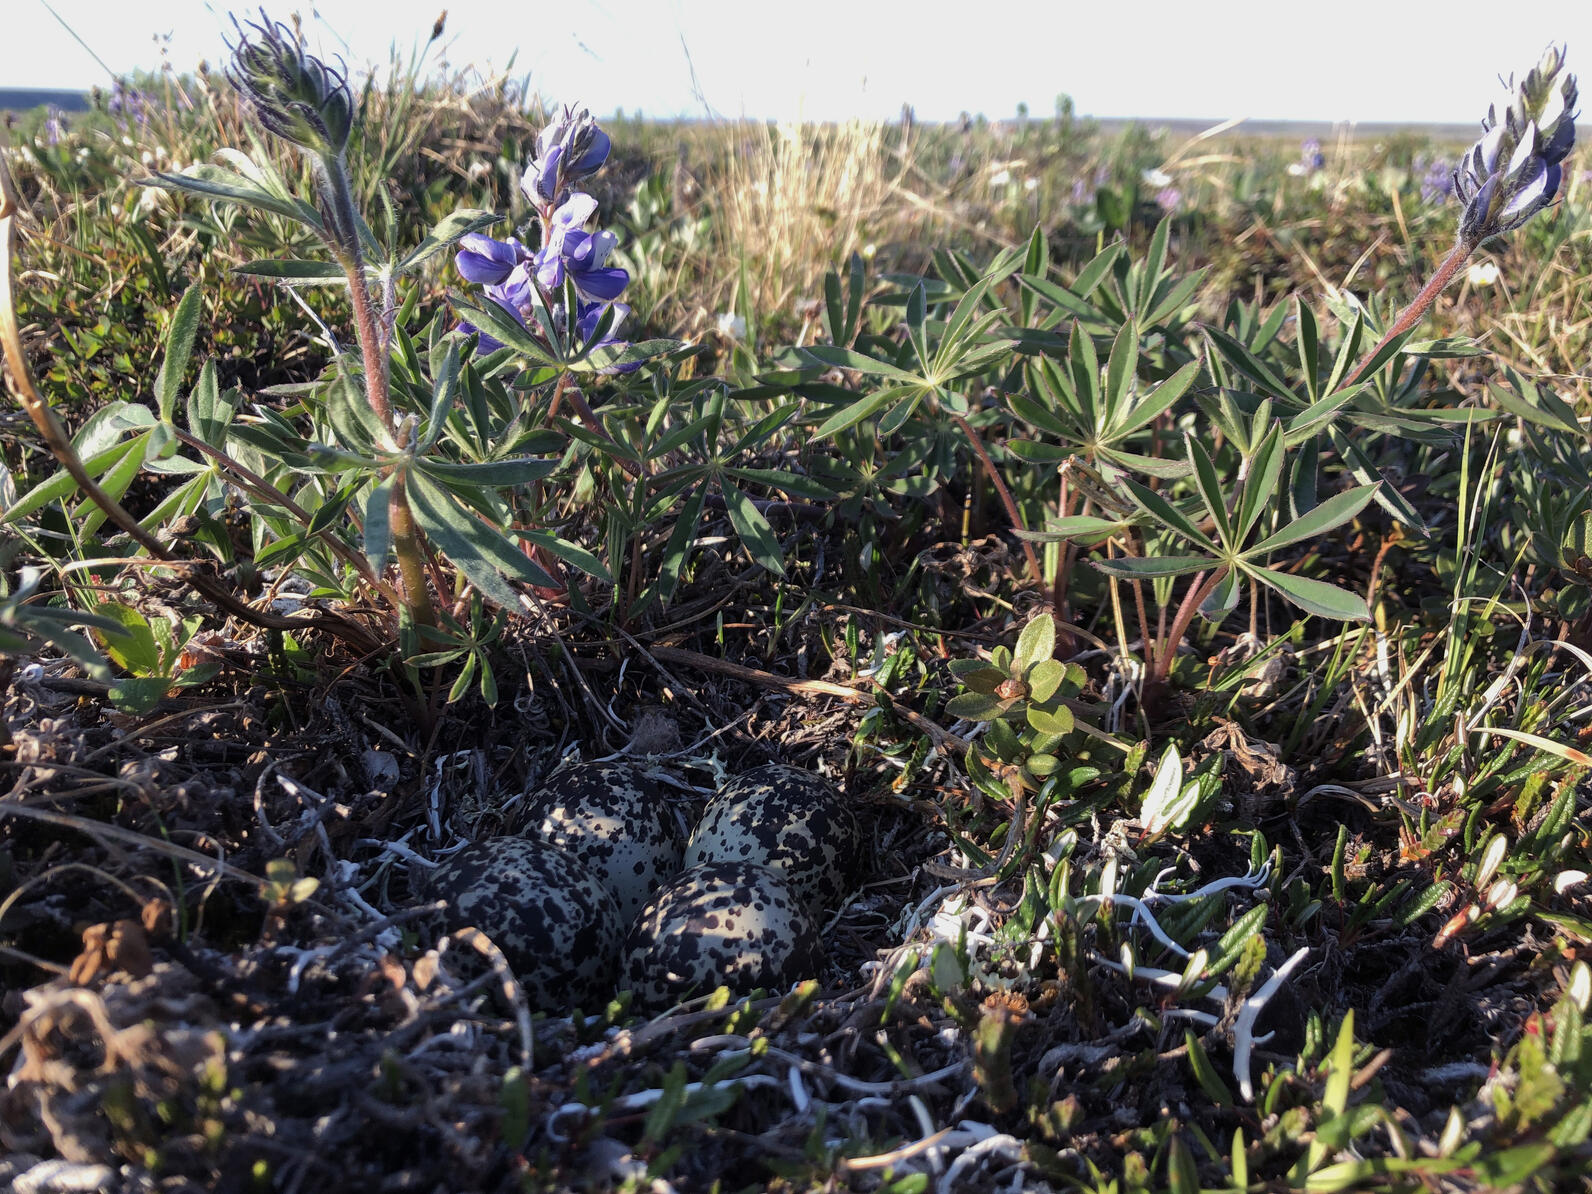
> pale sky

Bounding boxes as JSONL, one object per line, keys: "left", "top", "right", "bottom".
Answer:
{"left": 11, "top": 0, "right": 1591, "bottom": 125}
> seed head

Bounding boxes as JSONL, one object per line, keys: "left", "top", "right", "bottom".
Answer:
{"left": 227, "top": 11, "right": 354, "bottom": 157}
{"left": 1455, "top": 44, "right": 1578, "bottom": 244}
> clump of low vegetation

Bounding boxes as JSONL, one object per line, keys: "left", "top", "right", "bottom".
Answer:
{"left": 1, "top": 14, "right": 1590, "bottom": 1193}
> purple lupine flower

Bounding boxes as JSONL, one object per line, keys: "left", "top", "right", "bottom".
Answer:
{"left": 534, "top": 193, "right": 628, "bottom": 302}
{"left": 42, "top": 106, "right": 66, "bottom": 146}
{"left": 1302, "top": 138, "right": 1325, "bottom": 171}
{"left": 1455, "top": 44, "right": 1577, "bottom": 243}
{"left": 1155, "top": 186, "right": 1182, "bottom": 213}
{"left": 455, "top": 232, "right": 530, "bottom": 284}
{"left": 524, "top": 106, "right": 611, "bottom": 207}
{"left": 577, "top": 300, "right": 640, "bottom": 373}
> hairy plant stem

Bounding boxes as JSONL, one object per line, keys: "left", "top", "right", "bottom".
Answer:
{"left": 321, "top": 155, "right": 437, "bottom": 638}
{"left": 1344, "top": 238, "right": 1476, "bottom": 389}
{"left": 949, "top": 410, "right": 1044, "bottom": 591}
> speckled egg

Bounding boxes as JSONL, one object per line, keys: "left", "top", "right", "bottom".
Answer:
{"left": 683, "top": 764, "right": 859, "bottom": 915}
{"left": 621, "top": 860, "right": 820, "bottom": 1008}
{"left": 526, "top": 760, "right": 683, "bottom": 921}
{"left": 426, "top": 837, "right": 621, "bottom": 1010}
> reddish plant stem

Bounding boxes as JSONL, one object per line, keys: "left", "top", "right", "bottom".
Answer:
{"left": 1148, "top": 566, "right": 1230, "bottom": 692}
{"left": 1344, "top": 238, "right": 1475, "bottom": 389}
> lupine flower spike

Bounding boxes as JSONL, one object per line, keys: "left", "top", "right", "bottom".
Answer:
{"left": 454, "top": 108, "right": 634, "bottom": 369}
{"left": 1347, "top": 45, "right": 1576, "bottom": 386}
{"left": 226, "top": 11, "right": 353, "bottom": 159}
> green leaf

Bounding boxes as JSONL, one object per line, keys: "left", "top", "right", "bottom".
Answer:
{"left": 1248, "top": 483, "right": 1378, "bottom": 555}
{"left": 144, "top": 163, "right": 323, "bottom": 229}
{"left": 93, "top": 602, "right": 164, "bottom": 675}
{"left": 186, "top": 361, "right": 234, "bottom": 446}
{"left": 406, "top": 472, "right": 552, "bottom": 607}
{"left": 1017, "top": 515, "right": 1126, "bottom": 542}
{"left": 155, "top": 282, "right": 203, "bottom": 424}
{"left": 1108, "top": 359, "right": 1199, "bottom": 438}
{"left": 946, "top": 691, "right": 1009, "bottom": 722}
{"left": 454, "top": 298, "right": 559, "bottom": 366}
{"left": 1204, "top": 324, "right": 1302, "bottom": 405}
{"left": 1102, "top": 319, "right": 1138, "bottom": 424}
{"left": 720, "top": 483, "right": 785, "bottom": 576}
{"left": 798, "top": 344, "right": 921, "bottom": 383}
{"left": 812, "top": 385, "right": 916, "bottom": 440}
{"left": 572, "top": 337, "right": 681, "bottom": 373}
{"left": 417, "top": 457, "right": 560, "bottom": 487}
{"left": 395, "top": 207, "right": 499, "bottom": 275}
{"left": 1027, "top": 704, "right": 1074, "bottom": 735}
{"left": 108, "top": 676, "right": 172, "bottom": 715}
{"left": 1092, "top": 554, "right": 1212, "bottom": 579}
{"left": 232, "top": 259, "right": 346, "bottom": 280}
{"left": 1185, "top": 433, "right": 1233, "bottom": 547}
{"left": 514, "top": 529, "right": 611, "bottom": 582}
{"left": 1248, "top": 566, "right": 1369, "bottom": 621}
{"left": 5, "top": 438, "right": 142, "bottom": 523}
{"left": 1236, "top": 420, "right": 1285, "bottom": 543}
{"left": 1296, "top": 299, "right": 1321, "bottom": 401}
{"left": 657, "top": 485, "right": 707, "bottom": 604}
{"left": 1027, "top": 659, "right": 1065, "bottom": 703}
{"left": 1120, "top": 478, "right": 1218, "bottom": 551}
{"left": 1014, "top": 614, "right": 1056, "bottom": 671}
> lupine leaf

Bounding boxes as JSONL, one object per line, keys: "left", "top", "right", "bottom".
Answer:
{"left": 1248, "top": 566, "right": 1369, "bottom": 621}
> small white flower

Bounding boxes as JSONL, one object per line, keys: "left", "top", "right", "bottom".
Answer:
{"left": 1141, "top": 167, "right": 1172, "bottom": 187}
{"left": 1466, "top": 261, "right": 1501, "bottom": 286}
{"left": 1024, "top": 177, "right": 1038, "bottom": 192}
{"left": 989, "top": 168, "right": 1012, "bottom": 187}
{"left": 1287, "top": 162, "right": 1307, "bottom": 177}
{"left": 715, "top": 312, "right": 746, "bottom": 339}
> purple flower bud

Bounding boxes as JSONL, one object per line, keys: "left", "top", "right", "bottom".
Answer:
{"left": 524, "top": 106, "right": 612, "bottom": 209}
{"left": 227, "top": 13, "right": 354, "bottom": 156}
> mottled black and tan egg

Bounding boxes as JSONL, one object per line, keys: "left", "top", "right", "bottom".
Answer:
{"left": 526, "top": 760, "right": 682, "bottom": 921}
{"left": 426, "top": 837, "right": 621, "bottom": 1009}
{"left": 621, "top": 860, "right": 819, "bottom": 1008}
{"left": 683, "top": 765, "right": 859, "bottom": 915}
